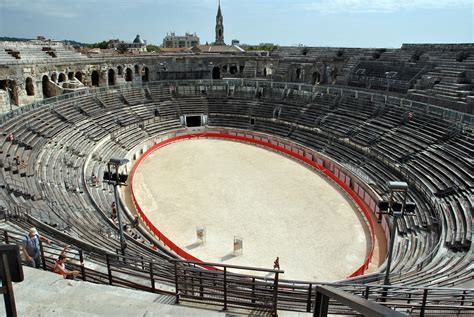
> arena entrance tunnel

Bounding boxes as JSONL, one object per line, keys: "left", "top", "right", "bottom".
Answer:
{"left": 129, "top": 131, "right": 379, "bottom": 280}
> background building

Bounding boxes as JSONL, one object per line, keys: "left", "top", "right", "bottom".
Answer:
{"left": 162, "top": 32, "right": 200, "bottom": 48}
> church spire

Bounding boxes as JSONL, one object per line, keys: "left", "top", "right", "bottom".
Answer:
{"left": 217, "top": 0, "right": 222, "bottom": 18}
{"left": 215, "top": 0, "right": 225, "bottom": 45}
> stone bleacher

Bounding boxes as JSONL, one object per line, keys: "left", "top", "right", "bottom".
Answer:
{"left": 0, "top": 40, "right": 87, "bottom": 63}
{"left": 0, "top": 81, "right": 472, "bottom": 308}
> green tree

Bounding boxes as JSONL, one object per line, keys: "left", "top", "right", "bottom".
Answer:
{"left": 86, "top": 40, "right": 109, "bottom": 49}
{"left": 117, "top": 43, "right": 129, "bottom": 54}
{"left": 146, "top": 44, "right": 161, "bottom": 53}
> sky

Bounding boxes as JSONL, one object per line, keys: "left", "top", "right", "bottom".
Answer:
{"left": 0, "top": 0, "right": 472, "bottom": 48}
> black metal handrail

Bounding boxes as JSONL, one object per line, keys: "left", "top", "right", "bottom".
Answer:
{"left": 1, "top": 226, "right": 472, "bottom": 316}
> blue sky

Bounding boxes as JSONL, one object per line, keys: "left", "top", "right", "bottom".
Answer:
{"left": 0, "top": 0, "right": 472, "bottom": 47}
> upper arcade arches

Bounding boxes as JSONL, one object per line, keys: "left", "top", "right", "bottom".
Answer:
{"left": 108, "top": 69, "right": 116, "bottom": 86}
{"left": 91, "top": 70, "right": 100, "bottom": 86}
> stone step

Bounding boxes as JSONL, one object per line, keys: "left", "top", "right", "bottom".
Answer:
{"left": 4, "top": 267, "right": 227, "bottom": 317}
{"left": 434, "top": 83, "right": 472, "bottom": 90}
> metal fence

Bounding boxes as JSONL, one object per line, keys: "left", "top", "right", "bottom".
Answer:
{"left": 1, "top": 226, "right": 472, "bottom": 316}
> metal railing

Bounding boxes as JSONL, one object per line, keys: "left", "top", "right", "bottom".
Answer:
{"left": 1, "top": 226, "right": 472, "bottom": 316}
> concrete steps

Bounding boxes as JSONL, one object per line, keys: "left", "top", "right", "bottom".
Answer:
{"left": 3, "top": 267, "right": 225, "bottom": 317}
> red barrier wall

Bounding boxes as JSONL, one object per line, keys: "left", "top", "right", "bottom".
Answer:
{"left": 130, "top": 132, "right": 376, "bottom": 277}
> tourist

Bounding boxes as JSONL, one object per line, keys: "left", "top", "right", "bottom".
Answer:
{"left": 21, "top": 227, "right": 51, "bottom": 269}
{"left": 53, "top": 245, "right": 80, "bottom": 279}
{"left": 273, "top": 257, "right": 280, "bottom": 270}
{"left": 91, "top": 173, "right": 98, "bottom": 186}
{"left": 132, "top": 215, "right": 139, "bottom": 228}
{"left": 111, "top": 202, "right": 117, "bottom": 220}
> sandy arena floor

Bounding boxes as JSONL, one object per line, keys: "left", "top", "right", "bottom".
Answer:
{"left": 133, "top": 139, "right": 369, "bottom": 281}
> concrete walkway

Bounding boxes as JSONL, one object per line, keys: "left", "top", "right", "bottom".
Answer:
{"left": 2, "top": 267, "right": 313, "bottom": 316}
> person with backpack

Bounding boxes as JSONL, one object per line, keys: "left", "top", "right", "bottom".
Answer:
{"left": 21, "top": 228, "right": 51, "bottom": 269}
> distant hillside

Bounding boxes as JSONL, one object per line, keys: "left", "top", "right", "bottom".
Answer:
{"left": 0, "top": 36, "right": 85, "bottom": 46}
{"left": 0, "top": 36, "right": 33, "bottom": 42}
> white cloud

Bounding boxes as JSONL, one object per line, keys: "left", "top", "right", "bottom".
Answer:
{"left": 298, "top": 0, "right": 473, "bottom": 13}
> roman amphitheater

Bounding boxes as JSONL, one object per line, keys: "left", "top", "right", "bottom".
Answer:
{"left": 0, "top": 37, "right": 472, "bottom": 316}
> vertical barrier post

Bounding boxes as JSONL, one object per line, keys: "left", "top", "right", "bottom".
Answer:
{"left": 1, "top": 253, "right": 17, "bottom": 317}
{"left": 420, "top": 288, "right": 428, "bottom": 317}
{"left": 251, "top": 277, "right": 256, "bottom": 304}
{"left": 4, "top": 231, "right": 9, "bottom": 244}
{"left": 273, "top": 272, "right": 279, "bottom": 316}
{"left": 79, "top": 250, "right": 86, "bottom": 281}
{"left": 149, "top": 262, "right": 155, "bottom": 292}
{"left": 39, "top": 240, "right": 46, "bottom": 270}
{"left": 199, "top": 272, "right": 203, "bottom": 299}
{"left": 174, "top": 261, "right": 180, "bottom": 304}
{"left": 106, "top": 254, "right": 112, "bottom": 285}
{"left": 223, "top": 266, "right": 227, "bottom": 311}
{"left": 306, "top": 283, "right": 313, "bottom": 312}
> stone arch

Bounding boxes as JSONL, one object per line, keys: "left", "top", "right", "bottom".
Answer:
{"left": 295, "top": 68, "right": 302, "bottom": 80}
{"left": 75, "top": 71, "right": 83, "bottom": 83}
{"left": 8, "top": 81, "right": 19, "bottom": 106}
{"left": 26, "top": 77, "right": 35, "bottom": 96}
{"left": 51, "top": 73, "right": 57, "bottom": 82}
{"left": 42, "top": 75, "right": 53, "bottom": 98}
{"left": 134, "top": 65, "right": 140, "bottom": 74}
{"left": 108, "top": 69, "right": 116, "bottom": 86}
{"left": 68, "top": 72, "right": 74, "bottom": 80}
{"left": 212, "top": 66, "right": 220, "bottom": 80}
{"left": 91, "top": 70, "right": 100, "bottom": 86}
{"left": 311, "top": 71, "right": 321, "bottom": 85}
{"left": 58, "top": 73, "right": 66, "bottom": 83}
{"left": 125, "top": 68, "right": 133, "bottom": 82}
{"left": 117, "top": 66, "right": 123, "bottom": 76}
{"left": 263, "top": 66, "right": 272, "bottom": 77}
{"left": 142, "top": 67, "right": 149, "bottom": 82}
{"left": 229, "top": 65, "right": 238, "bottom": 75}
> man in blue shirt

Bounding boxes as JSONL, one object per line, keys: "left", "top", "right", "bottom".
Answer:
{"left": 21, "top": 228, "right": 51, "bottom": 269}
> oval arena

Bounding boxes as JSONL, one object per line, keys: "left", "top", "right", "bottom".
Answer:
{"left": 0, "top": 41, "right": 473, "bottom": 316}
{"left": 132, "top": 136, "right": 370, "bottom": 281}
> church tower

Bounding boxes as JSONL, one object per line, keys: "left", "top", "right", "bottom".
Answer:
{"left": 215, "top": 0, "right": 225, "bottom": 45}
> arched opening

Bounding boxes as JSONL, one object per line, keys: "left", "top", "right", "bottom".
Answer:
{"left": 142, "top": 67, "right": 149, "bottom": 82}
{"left": 117, "top": 66, "right": 123, "bottom": 76}
{"left": 263, "top": 67, "right": 272, "bottom": 77}
{"left": 42, "top": 75, "right": 53, "bottom": 98}
{"left": 75, "top": 71, "right": 83, "bottom": 83}
{"left": 68, "top": 72, "right": 74, "bottom": 80}
{"left": 26, "top": 77, "right": 35, "bottom": 96}
{"left": 295, "top": 68, "right": 302, "bottom": 80}
{"left": 229, "top": 65, "right": 238, "bottom": 75}
{"left": 51, "top": 73, "right": 57, "bottom": 82}
{"left": 312, "top": 72, "right": 321, "bottom": 85}
{"left": 8, "top": 81, "right": 19, "bottom": 106}
{"left": 108, "top": 69, "right": 116, "bottom": 86}
{"left": 134, "top": 65, "right": 140, "bottom": 74}
{"left": 212, "top": 66, "right": 220, "bottom": 80}
{"left": 219, "top": 30, "right": 222, "bottom": 37}
{"left": 58, "top": 73, "right": 66, "bottom": 83}
{"left": 125, "top": 68, "right": 133, "bottom": 82}
{"left": 91, "top": 70, "right": 100, "bottom": 87}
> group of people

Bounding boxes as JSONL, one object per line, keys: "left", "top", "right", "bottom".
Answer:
{"left": 21, "top": 227, "right": 80, "bottom": 279}
{"left": 12, "top": 155, "right": 26, "bottom": 169}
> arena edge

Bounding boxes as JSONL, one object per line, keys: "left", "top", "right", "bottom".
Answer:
{"left": 128, "top": 128, "right": 384, "bottom": 278}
